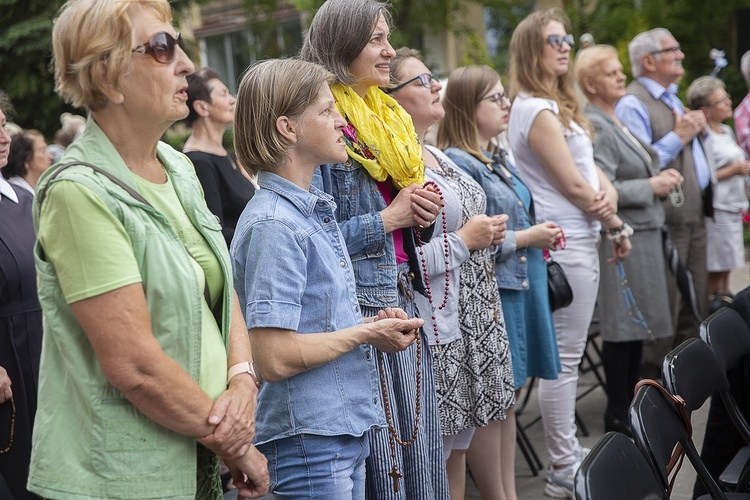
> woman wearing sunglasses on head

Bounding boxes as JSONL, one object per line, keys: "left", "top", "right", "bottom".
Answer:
{"left": 507, "top": 10, "right": 631, "bottom": 498}
{"left": 437, "top": 64, "right": 563, "bottom": 500}
{"left": 28, "top": 1, "right": 268, "bottom": 498}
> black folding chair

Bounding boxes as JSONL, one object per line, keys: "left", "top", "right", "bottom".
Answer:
{"left": 700, "top": 308, "right": 750, "bottom": 490}
{"left": 573, "top": 431, "right": 665, "bottom": 500}
{"left": 630, "top": 382, "right": 750, "bottom": 499}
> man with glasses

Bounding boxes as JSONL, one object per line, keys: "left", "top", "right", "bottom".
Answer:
{"left": 615, "top": 28, "right": 713, "bottom": 380}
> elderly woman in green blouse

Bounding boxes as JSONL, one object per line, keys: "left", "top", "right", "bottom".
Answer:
{"left": 27, "top": 0, "right": 268, "bottom": 498}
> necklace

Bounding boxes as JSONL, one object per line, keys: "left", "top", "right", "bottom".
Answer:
{"left": 414, "top": 180, "right": 451, "bottom": 343}
{"left": 616, "top": 261, "right": 653, "bottom": 339}
{"left": 376, "top": 179, "right": 450, "bottom": 493}
{"left": 377, "top": 340, "right": 420, "bottom": 493}
{"left": 668, "top": 184, "right": 685, "bottom": 207}
{"left": 0, "top": 396, "right": 14, "bottom": 454}
{"left": 483, "top": 260, "right": 501, "bottom": 325}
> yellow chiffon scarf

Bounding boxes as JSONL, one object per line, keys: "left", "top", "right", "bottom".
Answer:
{"left": 331, "top": 83, "right": 424, "bottom": 189}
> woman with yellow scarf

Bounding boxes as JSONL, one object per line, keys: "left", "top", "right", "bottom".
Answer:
{"left": 302, "top": 0, "right": 450, "bottom": 498}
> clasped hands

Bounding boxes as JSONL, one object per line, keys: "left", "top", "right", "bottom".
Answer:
{"left": 198, "top": 375, "right": 269, "bottom": 498}
{"left": 365, "top": 307, "right": 424, "bottom": 353}
{"left": 381, "top": 182, "right": 443, "bottom": 232}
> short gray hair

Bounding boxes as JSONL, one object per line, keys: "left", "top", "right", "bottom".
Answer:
{"left": 741, "top": 50, "right": 750, "bottom": 88}
{"left": 686, "top": 76, "right": 725, "bottom": 109}
{"left": 300, "top": 0, "right": 393, "bottom": 86}
{"left": 628, "top": 28, "right": 674, "bottom": 78}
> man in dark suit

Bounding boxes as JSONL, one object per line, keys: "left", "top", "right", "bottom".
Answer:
{"left": 615, "top": 28, "right": 712, "bottom": 379}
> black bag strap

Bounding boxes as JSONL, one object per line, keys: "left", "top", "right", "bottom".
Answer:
{"left": 37, "top": 161, "right": 213, "bottom": 309}
{"left": 634, "top": 378, "right": 692, "bottom": 494}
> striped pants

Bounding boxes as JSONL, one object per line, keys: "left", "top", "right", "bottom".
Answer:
{"left": 363, "top": 265, "right": 449, "bottom": 500}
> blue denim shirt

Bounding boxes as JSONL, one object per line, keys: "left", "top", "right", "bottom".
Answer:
{"left": 444, "top": 147, "right": 532, "bottom": 290}
{"left": 231, "top": 171, "right": 384, "bottom": 445}
{"left": 315, "top": 157, "right": 432, "bottom": 308}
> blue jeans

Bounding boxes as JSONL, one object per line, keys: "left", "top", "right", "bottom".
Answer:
{"left": 257, "top": 433, "right": 370, "bottom": 499}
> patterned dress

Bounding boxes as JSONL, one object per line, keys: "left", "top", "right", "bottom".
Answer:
{"left": 430, "top": 156, "right": 515, "bottom": 435}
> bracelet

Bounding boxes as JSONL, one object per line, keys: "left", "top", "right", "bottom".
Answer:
{"left": 606, "top": 222, "right": 634, "bottom": 242}
{"left": 227, "top": 361, "right": 262, "bottom": 389}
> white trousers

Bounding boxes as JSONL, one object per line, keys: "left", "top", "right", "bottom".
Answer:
{"left": 538, "top": 235, "right": 600, "bottom": 466}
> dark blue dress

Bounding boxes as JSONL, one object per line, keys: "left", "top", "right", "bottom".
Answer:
{"left": 0, "top": 185, "right": 42, "bottom": 500}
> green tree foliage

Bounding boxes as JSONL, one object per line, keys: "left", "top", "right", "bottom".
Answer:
{"left": 0, "top": 0, "right": 203, "bottom": 138}
{"left": 561, "top": 0, "right": 748, "bottom": 107}
{"left": 4, "top": 0, "right": 748, "bottom": 137}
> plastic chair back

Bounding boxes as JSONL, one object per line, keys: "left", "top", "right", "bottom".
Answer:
{"left": 701, "top": 308, "right": 750, "bottom": 374}
{"left": 662, "top": 338, "right": 730, "bottom": 414}
{"left": 573, "top": 432, "right": 666, "bottom": 500}
{"left": 630, "top": 384, "right": 729, "bottom": 499}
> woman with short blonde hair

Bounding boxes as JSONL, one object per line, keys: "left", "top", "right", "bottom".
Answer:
{"left": 576, "top": 44, "right": 677, "bottom": 439}
{"left": 30, "top": 0, "right": 269, "bottom": 497}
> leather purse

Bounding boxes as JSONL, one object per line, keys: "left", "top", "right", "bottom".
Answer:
{"left": 546, "top": 257, "right": 573, "bottom": 311}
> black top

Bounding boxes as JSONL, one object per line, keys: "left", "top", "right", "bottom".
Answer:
{"left": 0, "top": 185, "right": 43, "bottom": 500}
{"left": 185, "top": 150, "right": 256, "bottom": 247}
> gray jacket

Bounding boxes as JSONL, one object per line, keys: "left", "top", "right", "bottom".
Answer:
{"left": 586, "top": 103, "right": 665, "bottom": 231}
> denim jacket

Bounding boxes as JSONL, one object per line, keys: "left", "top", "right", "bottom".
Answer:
{"left": 444, "top": 147, "right": 533, "bottom": 291}
{"left": 232, "top": 171, "right": 384, "bottom": 445}
{"left": 315, "top": 157, "right": 433, "bottom": 308}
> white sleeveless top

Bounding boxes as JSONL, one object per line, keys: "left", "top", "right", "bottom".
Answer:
{"left": 508, "top": 93, "right": 601, "bottom": 238}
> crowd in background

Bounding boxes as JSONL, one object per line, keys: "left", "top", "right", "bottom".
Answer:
{"left": 2, "top": 0, "right": 750, "bottom": 499}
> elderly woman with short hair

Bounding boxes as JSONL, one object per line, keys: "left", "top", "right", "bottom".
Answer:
{"left": 575, "top": 44, "right": 677, "bottom": 438}
{"left": 3, "top": 129, "right": 53, "bottom": 194}
{"left": 688, "top": 76, "right": 750, "bottom": 307}
{"left": 28, "top": 0, "right": 268, "bottom": 498}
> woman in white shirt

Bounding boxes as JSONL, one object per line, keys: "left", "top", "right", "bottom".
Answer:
{"left": 507, "top": 9, "right": 631, "bottom": 498}
{"left": 688, "top": 76, "right": 750, "bottom": 308}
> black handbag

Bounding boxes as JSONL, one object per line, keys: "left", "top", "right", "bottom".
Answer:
{"left": 546, "top": 257, "right": 574, "bottom": 311}
{"left": 487, "top": 150, "right": 573, "bottom": 311}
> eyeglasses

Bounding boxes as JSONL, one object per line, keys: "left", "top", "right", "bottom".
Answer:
{"left": 547, "top": 34, "right": 575, "bottom": 50}
{"left": 708, "top": 94, "right": 731, "bottom": 107}
{"left": 649, "top": 45, "right": 681, "bottom": 56}
{"left": 480, "top": 91, "right": 510, "bottom": 106}
{"left": 132, "top": 31, "right": 184, "bottom": 64}
{"left": 385, "top": 72, "right": 438, "bottom": 94}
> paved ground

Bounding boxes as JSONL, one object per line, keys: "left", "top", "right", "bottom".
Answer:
{"left": 466, "top": 261, "right": 750, "bottom": 500}
{"left": 229, "top": 263, "right": 750, "bottom": 500}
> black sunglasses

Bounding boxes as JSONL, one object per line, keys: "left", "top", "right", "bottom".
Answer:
{"left": 385, "top": 72, "right": 438, "bottom": 94}
{"left": 132, "top": 31, "right": 184, "bottom": 64}
{"left": 480, "top": 91, "right": 509, "bottom": 105}
{"left": 547, "top": 34, "right": 575, "bottom": 50}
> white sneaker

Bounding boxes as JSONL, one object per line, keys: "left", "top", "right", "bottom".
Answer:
{"left": 543, "top": 447, "right": 590, "bottom": 499}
